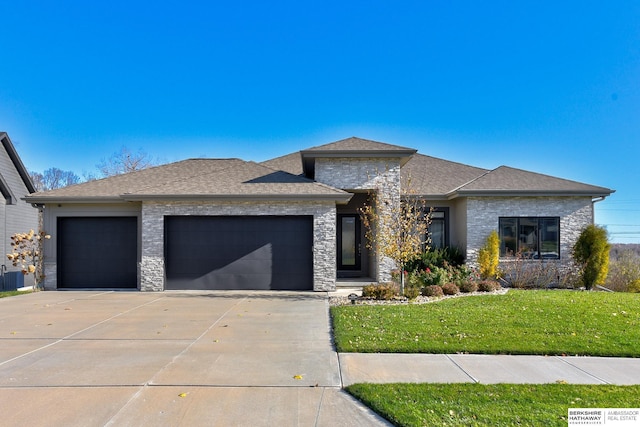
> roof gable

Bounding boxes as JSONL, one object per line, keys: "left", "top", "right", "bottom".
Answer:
{"left": 304, "top": 136, "right": 416, "bottom": 152}
{"left": 300, "top": 137, "right": 416, "bottom": 178}
{"left": 0, "top": 132, "right": 36, "bottom": 194}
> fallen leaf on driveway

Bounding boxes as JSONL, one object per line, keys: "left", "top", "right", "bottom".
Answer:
{"left": 178, "top": 393, "right": 187, "bottom": 398}
{"left": 293, "top": 375, "right": 303, "bottom": 380}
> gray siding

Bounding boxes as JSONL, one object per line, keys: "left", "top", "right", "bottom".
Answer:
{"left": 0, "top": 144, "right": 39, "bottom": 287}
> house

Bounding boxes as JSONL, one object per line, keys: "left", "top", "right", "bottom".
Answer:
{"left": 25, "top": 137, "right": 614, "bottom": 291}
{"left": 0, "top": 132, "right": 39, "bottom": 289}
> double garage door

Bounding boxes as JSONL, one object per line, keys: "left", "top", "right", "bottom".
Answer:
{"left": 57, "top": 216, "right": 313, "bottom": 290}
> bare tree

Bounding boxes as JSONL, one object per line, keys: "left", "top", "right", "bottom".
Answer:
{"left": 29, "top": 171, "right": 45, "bottom": 192}
{"left": 96, "top": 147, "right": 156, "bottom": 177}
{"left": 30, "top": 168, "right": 81, "bottom": 191}
{"left": 360, "top": 180, "right": 431, "bottom": 294}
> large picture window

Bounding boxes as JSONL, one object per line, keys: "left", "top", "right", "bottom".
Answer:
{"left": 499, "top": 217, "right": 560, "bottom": 259}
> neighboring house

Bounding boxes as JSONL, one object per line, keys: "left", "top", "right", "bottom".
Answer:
{"left": 25, "top": 137, "right": 614, "bottom": 292}
{"left": 0, "top": 132, "right": 39, "bottom": 289}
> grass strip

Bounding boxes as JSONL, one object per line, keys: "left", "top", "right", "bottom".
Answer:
{"left": 347, "top": 383, "right": 640, "bottom": 427}
{"left": 0, "top": 290, "right": 32, "bottom": 298}
{"left": 331, "top": 290, "right": 640, "bottom": 356}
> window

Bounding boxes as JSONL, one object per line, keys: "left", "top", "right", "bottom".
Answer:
{"left": 499, "top": 217, "right": 560, "bottom": 259}
{"left": 427, "top": 208, "right": 448, "bottom": 249}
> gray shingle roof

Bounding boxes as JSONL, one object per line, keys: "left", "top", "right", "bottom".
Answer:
{"left": 303, "top": 136, "right": 416, "bottom": 152}
{"left": 26, "top": 158, "right": 352, "bottom": 203}
{"left": 261, "top": 152, "right": 304, "bottom": 176}
{"left": 455, "top": 166, "right": 614, "bottom": 196}
{"left": 402, "top": 153, "right": 489, "bottom": 197}
{"left": 26, "top": 136, "right": 614, "bottom": 203}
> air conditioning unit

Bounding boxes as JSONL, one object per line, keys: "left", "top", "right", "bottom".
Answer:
{"left": 2, "top": 272, "right": 24, "bottom": 291}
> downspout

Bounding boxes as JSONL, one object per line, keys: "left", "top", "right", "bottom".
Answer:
{"left": 591, "top": 196, "right": 606, "bottom": 225}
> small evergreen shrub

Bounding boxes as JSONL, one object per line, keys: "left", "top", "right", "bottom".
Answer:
{"left": 478, "top": 230, "right": 500, "bottom": 279}
{"left": 404, "top": 285, "right": 421, "bottom": 300}
{"left": 441, "top": 283, "right": 460, "bottom": 295}
{"left": 458, "top": 281, "right": 479, "bottom": 293}
{"left": 362, "top": 283, "right": 399, "bottom": 300}
{"left": 422, "top": 285, "right": 444, "bottom": 298}
{"left": 477, "top": 280, "right": 501, "bottom": 292}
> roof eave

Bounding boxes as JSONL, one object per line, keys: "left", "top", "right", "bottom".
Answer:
{"left": 121, "top": 193, "right": 354, "bottom": 204}
{"left": 24, "top": 196, "right": 129, "bottom": 204}
{"left": 451, "top": 189, "right": 615, "bottom": 198}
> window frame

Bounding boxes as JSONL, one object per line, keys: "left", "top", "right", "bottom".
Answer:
{"left": 427, "top": 207, "right": 449, "bottom": 249}
{"left": 498, "top": 216, "right": 560, "bottom": 260}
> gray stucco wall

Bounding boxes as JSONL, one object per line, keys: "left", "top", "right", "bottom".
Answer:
{"left": 140, "top": 200, "right": 337, "bottom": 292}
{"left": 465, "top": 196, "right": 593, "bottom": 267}
{"left": 315, "top": 157, "right": 401, "bottom": 282}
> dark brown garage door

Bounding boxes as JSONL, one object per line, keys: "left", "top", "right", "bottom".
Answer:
{"left": 57, "top": 217, "right": 138, "bottom": 289}
{"left": 164, "top": 216, "right": 313, "bottom": 290}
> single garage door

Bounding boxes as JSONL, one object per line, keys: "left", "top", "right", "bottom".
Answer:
{"left": 165, "top": 216, "right": 313, "bottom": 290}
{"left": 58, "top": 217, "right": 138, "bottom": 289}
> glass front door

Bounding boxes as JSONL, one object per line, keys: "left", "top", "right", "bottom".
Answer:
{"left": 338, "top": 214, "right": 361, "bottom": 270}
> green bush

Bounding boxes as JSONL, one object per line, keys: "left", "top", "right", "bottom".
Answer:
{"left": 441, "top": 283, "right": 460, "bottom": 295}
{"left": 574, "top": 225, "right": 610, "bottom": 290}
{"left": 422, "top": 285, "right": 444, "bottom": 298}
{"left": 403, "top": 285, "right": 421, "bottom": 300}
{"left": 362, "top": 283, "right": 399, "bottom": 300}
{"left": 477, "top": 280, "right": 501, "bottom": 292}
{"left": 458, "top": 281, "right": 479, "bottom": 293}
{"left": 405, "top": 247, "right": 465, "bottom": 272}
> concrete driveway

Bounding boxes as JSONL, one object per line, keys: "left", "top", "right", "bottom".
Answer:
{"left": 0, "top": 291, "right": 389, "bottom": 427}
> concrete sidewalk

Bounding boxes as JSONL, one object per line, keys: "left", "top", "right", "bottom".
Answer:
{"left": 339, "top": 353, "right": 640, "bottom": 386}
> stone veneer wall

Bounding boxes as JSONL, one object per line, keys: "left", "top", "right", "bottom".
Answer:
{"left": 465, "top": 196, "right": 594, "bottom": 268}
{"left": 315, "top": 157, "right": 401, "bottom": 282}
{"left": 140, "top": 200, "right": 337, "bottom": 292}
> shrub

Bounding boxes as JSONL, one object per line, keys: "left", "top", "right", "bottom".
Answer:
{"left": 478, "top": 230, "right": 500, "bottom": 279}
{"left": 477, "top": 280, "right": 501, "bottom": 292}
{"left": 422, "top": 285, "right": 444, "bottom": 298}
{"left": 458, "top": 281, "right": 479, "bottom": 293}
{"left": 441, "top": 283, "right": 460, "bottom": 295}
{"left": 362, "top": 283, "right": 399, "bottom": 300}
{"left": 606, "top": 249, "right": 640, "bottom": 292}
{"left": 573, "top": 224, "right": 610, "bottom": 290}
{"left": 405, "top": 247, "right": 465, "bottom": 272}
{"left": 500, "top": 253, "right": 579, "bottom": 289}
{"left": 404, "top": 285, "right": 421, "bottom": 300}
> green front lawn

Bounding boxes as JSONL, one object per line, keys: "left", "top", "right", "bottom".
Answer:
{"left": 331, "top": 290, "right": 640, "bottom": 357}
{"left": 347, "top": 383, "right": 640, "bottom": 427}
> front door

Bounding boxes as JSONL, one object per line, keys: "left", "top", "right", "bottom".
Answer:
{"left": 337, "top": 214, "right": 361, "bottom": 271}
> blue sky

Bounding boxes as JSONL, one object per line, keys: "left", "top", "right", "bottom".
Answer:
{"left": 1, "top": 1, "right": 639, "bottom": 242}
